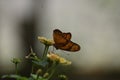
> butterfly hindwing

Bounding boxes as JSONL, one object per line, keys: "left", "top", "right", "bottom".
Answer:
{"left": 60, "top": 41, "right": 80, "bottom": 51}
{"left": 69, "top": 41, "right": 80, "bottom": 51}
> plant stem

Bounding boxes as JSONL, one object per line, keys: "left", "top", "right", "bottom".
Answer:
{"left": 47, "top": 68, "right": 55, "bottom": 80}
{"left": 31, "top": 64, "right": 34, "bottom": 73}
{"left": 47, "top": 62, "right": 58, "bottom": 80}
{"left": 15, "top": 64, "right": 18, "bottom": 74}
{"left": 36, "top": 74, "right": 39, "bottom": 80}
{"left": 42, "top": 45, "right": 49, "bottom": 59}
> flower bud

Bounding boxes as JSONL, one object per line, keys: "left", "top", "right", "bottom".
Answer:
{"left": 43, "top": 72, "right": 49, "bottom": 78}
{"left": 58, "top": 75, "right": 68, "bottom": 80}
{"left": 36, "top": 69, "right": 42, "bottom": 75}
{"left": 11, "top": 58, "right": 21, "bottom": 64}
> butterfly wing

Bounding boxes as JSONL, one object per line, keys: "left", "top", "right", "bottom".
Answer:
{"left": 53, "top": 29, "right": 71, "bottom": 41}
{"left": 59, "top": 41, "right": 80, "bottom": 52}
{"left": 53, "top": 29, "right": 71, "bottom": 47}
{"left": 53, "top": 29, "right": 80, "bottom": 52}
{"left": 62, "top": 33, "right": 71, "bottom": 40}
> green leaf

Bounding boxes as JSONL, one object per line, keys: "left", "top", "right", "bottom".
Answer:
{"left": 30, "top": 74, "right": 48, "bottom": 80}
{"left": 2, "top": 74, "right": 28, "bottom": 80}
{"left": 32, "top": 59, "right": 48, "bottom": 67}
{"left": 11, "top": 58, "right": 21, "bottom": 64}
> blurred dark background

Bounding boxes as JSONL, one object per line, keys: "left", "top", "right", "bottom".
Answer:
{"left": 0, "top": 0, "right": 120, "bottom": 80}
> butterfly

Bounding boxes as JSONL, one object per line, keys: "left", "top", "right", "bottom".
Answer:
{"left": 53, "top": 29, "right": 80, "bottom": 52}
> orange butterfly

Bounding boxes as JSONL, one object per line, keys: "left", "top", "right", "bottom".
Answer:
{"left": 53, "top": 29, "right": 80, "bottom": 52}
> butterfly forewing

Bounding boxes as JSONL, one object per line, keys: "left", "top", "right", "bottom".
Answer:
{"left": 53, "top": 29, "right": 68, "bottom": 45}
{"left": 63, "top": 33, "right": 71, "bottom": 40}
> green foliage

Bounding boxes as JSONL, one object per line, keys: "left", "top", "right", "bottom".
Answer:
{"left": 1, "top": 36, "right": 75, "bottom": 80}
{"left": 30, "top": 74, "right": 48, "bottom": 80}
{"left": 11, "top": 58, "right": 21, "bottom": 64}
{"left": 32, "top": 59, "right": 48, "bottom": 68}
{"left": 2, "top": 74, "right": 28, "bottom": 80}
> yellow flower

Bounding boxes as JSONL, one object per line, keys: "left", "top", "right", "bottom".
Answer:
{"left": 38, "top": 36, "right": 55, "bottom": 46}
{"left": 59, "top": 57, "right": 72, "bottom": 65}
{"left": 47, "top": 52, "right": 71, "bottom": 65}
{"left": 47, "top": 52, "right": 60, "bottom": 62}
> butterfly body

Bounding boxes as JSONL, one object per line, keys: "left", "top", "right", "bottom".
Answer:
{"left": 53, "top": 29, "right": 80, "bottom": 52}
